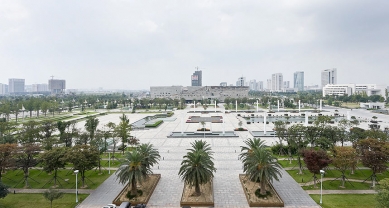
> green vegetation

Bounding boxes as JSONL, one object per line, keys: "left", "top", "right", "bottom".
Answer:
{"left": 310, "top": 194, "right": 376, "bottom": 208}
{"left": 145, "top": 120, "right": 163, "bottom": 127}
{"left": 0, "top": 193, "right": 88, "bottom": 208}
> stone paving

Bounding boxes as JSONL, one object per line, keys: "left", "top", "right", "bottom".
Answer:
{"left": 79, "top": 106, "right": 384, "bottom": 208}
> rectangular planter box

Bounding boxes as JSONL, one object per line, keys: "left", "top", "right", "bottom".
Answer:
{"left": 180, "top": 181, "right": 214, "bottom": 207}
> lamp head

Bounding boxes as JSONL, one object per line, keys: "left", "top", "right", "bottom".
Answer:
{"left": 320, "top": 170, "right": 325, "bottom": 174}
{"left": 74, "top": 170, "right": 79, "bottom": 174}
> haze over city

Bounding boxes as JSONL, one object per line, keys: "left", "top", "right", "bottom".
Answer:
{"left": 1, "top": 0, "right": 389, "bottom": 90}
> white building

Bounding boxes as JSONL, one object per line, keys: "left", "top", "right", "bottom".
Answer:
{"left": 32, "top": 84, "right": 49, "bottom": 92}
{"left": 220, "top": 82, "right": 227, "bottom": 87}
{"left": 249, "top": 80, "right": 257, "bottom": 90}
{"left": 0, "top": 83, "right": 8, "bottom": 95}
{"left": 257, "top": 81, "right": 264, "bottom": 91}
{"left": 283, "top": 81, "right": 290, "bottom": 89}
{"left": 9, "top": 78, "right": 25, "bottom": 94}
{"left": 321, "top": 68, "right": 337, "bottom": 87}
{"left": 271, "top": 73, "right": 283, "bottom": 92}
{"left": 266, "top": 79, "right": 272, "bottom": 90}
{"left": 236, "top": 77, "right": 246, "bottom": 87}
{"left": 323, "top": 84, "right": 387, "bottom": 99}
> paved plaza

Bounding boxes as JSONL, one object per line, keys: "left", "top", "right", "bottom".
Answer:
{"left": 78, "top": 106, "right": 389, "bottom": 208}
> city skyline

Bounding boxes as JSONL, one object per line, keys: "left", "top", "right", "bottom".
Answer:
{"left": 1, "top": 1, "right": 389, "bottom": 89}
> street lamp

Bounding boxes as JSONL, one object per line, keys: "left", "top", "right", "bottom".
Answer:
{"left": 320, "top": 169, "right": 325, "bottom": 205}
{"left": 108, "top": 149, "right": 111, "bottom": 174}
{"left": 74, "top": 170, "right": 79, "bottom": 203}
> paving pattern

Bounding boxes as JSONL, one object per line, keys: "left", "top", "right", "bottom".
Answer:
{"left": 79, "top": 107, "right": 352, "bottom": 208}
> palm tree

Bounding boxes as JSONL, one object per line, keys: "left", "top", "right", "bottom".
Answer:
{"left": 240, "top": 138, "right": 282, "bottom": 196}
{"left": 178, "top": 140, "right": 216, "bottom": 196}
{"left": 116, "top": 150, "right": 146, "bottom": 196}
{"left": 138, "top": 143, "right": 160, "bottom": 176}
{"left": 115, "top": 114, "right": 132, "bottom": 154}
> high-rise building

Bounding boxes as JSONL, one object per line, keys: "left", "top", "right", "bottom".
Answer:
{"left": 0, "top": 83, "right": 8, "bottom": 95}
{"left": 48, "top": 79, "right": 66, "bottom": 94}
{"left": 8, "top": 78, "right": 25, "bottom": 94}
{"left": 257, "top": 81, "right": 264, "bottom": 91}
{"left": 294, "top": 71, "right": 304, "bottom": 91}
{"left": 249, "top": 79, "right": 257, "bottom": 90}
{"left": 283, "top": 81, "right": 290, "bottom": 89}
{"left": 191, "top": 70, "right": 202, "bottom": 86}
{"left": 321, "top": 68, "right": 337, "bottom": 87}
{"left": 266, "top": 79, "right": 272, "bottom": 90}
{"left": 236, "top": 77, "right": 246, "bottom": 86}
{"left": 32, "top": 84, "right": 49, "bottom": 92}
{"left": 271, "top": 73, "right": 283, "bottom": 92}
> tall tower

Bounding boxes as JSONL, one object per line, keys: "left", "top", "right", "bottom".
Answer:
{"left": 8, "top": 78, "right": 25, "bottom": 94}
{"left": 321, "top": 68, "right": 337, "bottom": 87}
{"left": 294, "top": 71, "right": 304, "bottom": 91}
{"left": 191, "top": 69, "right": 202, "bottom": 86}
{"left": 271, "top": 73, "right": 283, "bottom": 92}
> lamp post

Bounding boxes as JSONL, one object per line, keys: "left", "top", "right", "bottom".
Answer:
{"left": 74, "top": 170, "right": 79, "bottom": 203}
{"left": 108, "top": 149, "right": 111, "bottom": 174}
{"left": 320, "top": 169, "right": 325, "bottom": 205}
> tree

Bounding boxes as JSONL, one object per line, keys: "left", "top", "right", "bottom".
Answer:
{"left": 18, "top": 120, "right": 41, "bottom": 144}
{"left": 303, "top": 149, "right": 332, "bottom": 188}
{"left": 116, "top": 114, "right": 131, "bottom": 154}
{"left": 65, "top": 145, "right": 99, "bottom": 188}
{"left": 356, "top": 138, "right": 389, "bottom": 187}
{"left": 179, "top": 140, "right": 216, "bottom": 196}
{"left": 84, "top": 117, "right": 99, "bottom": 142}
{"left": 375, "top": 178, "right": 389, "bottom": 208}
{"left": 274, "top": 121, "right": 288, "bottom": 157}
{"left": 43, "top": 188, "right": 63, "bottom": 208}
{"left": 287, "top": 124, "right": 307, "bottom": 174}
{"left": 138, "top": 143, "right": 160, "bottom": 177}
{"left": 40, "top": 147, "right": 67, "bottom": 187}
{"left": 332, "top": 146, "right": 358, "bottom": 187}
{"left": 240, "top": 138, "right": 281, "bottom": 196}
{"left": 0, "top": 143, "right": 17, "bottom": 182}
{"left": 40, "top": 120, "right": 56, "bottom": 150}
{"left": 117, "top": 149, "right": 148, "bottom": 196}
{"left": 0, "top": 181, "right": 9, "bottom": 199}
{"left": 15, "top": 144, "right": 41, "bottom": 188}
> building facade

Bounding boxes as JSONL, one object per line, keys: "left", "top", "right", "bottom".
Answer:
{"left": 236, "top": 77, "right": 246, "bottom": 87}
{"left": 271, "top": 73, "right": 283, "bottom": 92}
{"left": 8, "top": 78, "right": 25, "bottom": 94}
{"left": 0, "top": 83, "right": 8, "bottom": 95}
{"left": 283, "top": 81, "right": 290, "bottom": 89}
{"left": 257, "top": 81, "right": 264, "bottom": 91}
{"left": 293, "top": 71, "right": 304, "bottom": 91}
{"left": 48, "top": 79, "right": 66, "bottom": 94}
{"left": 321, "top": 68, "right": 337, "bottom": 87}
{"left": 249, "top": 79, "right": 257, "bottom": 90}
{"left": 220, "top": 82, "right": 227, "bottom": 87}
{"left": 323, "top": 84, "right": 387, "bottom": 99}
{"left": 150, "top": 86, "right": 249, "bottom": 102}
{"left": 191, "top": 70, "right": 202, "bottom": 86}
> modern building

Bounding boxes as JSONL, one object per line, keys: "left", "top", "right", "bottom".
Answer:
{"left": 283, "top": 81, "right": 290, "bottom": 89}
{"left": 48, "top": 79, "right": 66, "bottom": 94}
{"left": 236, "top": 77, "right": 246, "bottom": 87}
{"left": 220, "top": 82, "right": 227, "bottom": 87}
{"left": 323, "top": 84, "right": 387, "bottom": 99}
{"left": 249, "top": 79, "right": 257, "bottom": 90}
{"left": 0, "top": 83, "right": 8, "bottom": 95}
{"left": 150, "top": 86, "right": 249, "bottom": 102}
{"left": 257, "top": 81, "right": 264, "bottom": 91}
{"left": 266, "top": 79, "right": 272, "bottom": 90}
{"left": 32, "top": 84, "right": 49, "bottom": 92}
{"left": 321, "top": 68, "right": 337, "bottom": 87}
{"left": 191, "top": 70, "right": 202, "bottom": 86}
{"left": 271, "top": 73, "right": 283, "bottom": 92}
{"left": 293, "top": 71, "right": 304, "bottom": 91}
{"left": 8, "top": 78, "right": 25, "bottom": 94}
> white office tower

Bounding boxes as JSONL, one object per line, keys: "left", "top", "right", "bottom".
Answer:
{"left": 321, "top": 68, "right": 337, "bottom": 87}
{"left": 294, "top": 71, "right": 304, "bottom": 91}
{"left": 271, "top": 73, "right": 283, "bottom": 92}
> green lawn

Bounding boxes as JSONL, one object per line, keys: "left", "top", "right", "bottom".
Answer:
{"left": 2, "top": 169, "right": 110, "bottom": 189}
{"left": 303, "top": 180, "right": 372, "bottom": 190}
{"left": 277, "top": 159, "right": 305, "bottom": 168}
{"left": 310, "top": 194, "right": 377, "bottom": 208}
{"left": 0, "top": 193, "right": 88, "bottom": 208}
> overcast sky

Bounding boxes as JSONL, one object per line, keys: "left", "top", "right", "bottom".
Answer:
{"left": 1, "top": 0, "right": 389, "bottom": 90}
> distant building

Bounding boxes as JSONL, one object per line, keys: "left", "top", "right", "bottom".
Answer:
{"left": 283, "top": 81, "right": 290, "bottom": 89}
{"left": 236, "top": 77, "right": 246, "bottom": 86}
{"left": 323, "top": 84, "right": 386, "bottom": 99}
{"left": 150, "top": 86, "right": 249, "bottom": 102}
{"left": 293, "top": 71, "right": 304, "bottom": 91}
{"left": 249, "top": 79, "right": 257, "bottom": 90}
{"left": 0, "top": 83, "right": 8, "bottom": 95}
{"left": 8, "top": 78, "right": 25, "bottom": 94}
{"left": 191, "top": 70, "right": 202, "bottom": 86}
{"left": 257, "top": 81, "right": 264, "bottom": 91}
{"left": 271, "top": 73, "right": 283, "bottom": 92}
{"left": 48, "top": 79, "right": 66, "bottom": 94}
{"left": 220, "top": 82, "right": 227, "bottom": 87}
{"left": 321, "top": 68, "right": 337, "bottom": 87}
{"left": 266, "top": 79, "right": 272, "bottom": 90}
{"left": 32, "top": 84, "right": 49, "bottom": 92}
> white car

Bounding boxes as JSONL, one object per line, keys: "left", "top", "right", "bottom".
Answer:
{"left": 107, "top": 204, "right": 117, "bottom": 208}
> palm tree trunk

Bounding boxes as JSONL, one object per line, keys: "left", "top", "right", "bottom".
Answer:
{"left": 131, "top": 176, "right": 137, "bottom": 195}
{"left": 260, "top": 175, "right": 266, "bottom": 195}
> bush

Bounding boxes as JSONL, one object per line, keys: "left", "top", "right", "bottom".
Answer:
{"left": 126, "top": 190, "right": 143, "bottom": 200}
{"left": 270, "top": 143, "right": 298, "bottom": 155}
{"left": 145, "top": 120, "right": 163, "bottom": 127}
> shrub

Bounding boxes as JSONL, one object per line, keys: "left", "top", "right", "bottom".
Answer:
{"left": 145, "top": 120, "right": 163, "bottom": 127}
{"left": 271, "top": 143, "right": 298, "bottom": 155}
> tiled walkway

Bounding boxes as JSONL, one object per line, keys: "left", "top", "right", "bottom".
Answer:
{"left": 78, "top": 109, "right": 320, "bottom": 208}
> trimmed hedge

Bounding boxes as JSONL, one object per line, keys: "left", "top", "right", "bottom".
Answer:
{"left": 145, "top": 120, "right": 164, "bottom": 127}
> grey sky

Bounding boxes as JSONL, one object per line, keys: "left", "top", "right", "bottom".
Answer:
{"left": 1, "top": 0, "right": 389, "bottom": 90}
